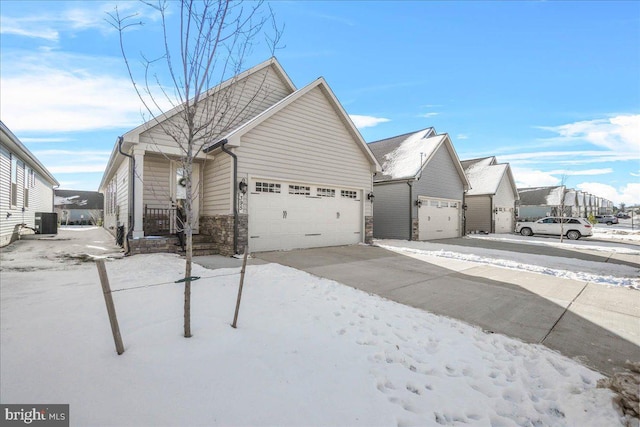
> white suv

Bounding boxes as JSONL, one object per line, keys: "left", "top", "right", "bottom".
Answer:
{"left": 515, "top": 217, "right": 593, "bottom": 240}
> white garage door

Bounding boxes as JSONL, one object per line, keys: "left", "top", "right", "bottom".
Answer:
{"left": 494, "top": 207, "right": 514, "bottom": 233}
{"left": 418, "top": 197, "right": 461, "bottom": 240}
{"left": 248, "top": 179, "right": 363, "bottom": 252}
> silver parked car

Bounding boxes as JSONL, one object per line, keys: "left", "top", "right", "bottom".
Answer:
{"left": 595, "top": 215, "right": 618, "bottom": 225}
{"left": 515, "top": 217, "right": 593, "bottom": 240}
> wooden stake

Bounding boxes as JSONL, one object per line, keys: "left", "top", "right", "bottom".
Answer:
{"left": 231, "top": 246, "right": 249, "bottom": 329}
{"left": 96, "top": 259, "right": 125, "bottom": 355}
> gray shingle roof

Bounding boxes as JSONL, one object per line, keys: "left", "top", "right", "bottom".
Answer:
{"left": 517, "top": 186, "right": 565, "bottom": 206}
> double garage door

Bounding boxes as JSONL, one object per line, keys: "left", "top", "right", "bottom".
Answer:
{"left": 418, "top": 197, "right": 461, "bottom": 240}
{"left": 248, "top": 179, "right": 363, "bottom": 252}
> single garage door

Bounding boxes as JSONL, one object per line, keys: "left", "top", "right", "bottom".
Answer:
{"left": 248, "top": 179, "right": 363, "bottom": 252}
{"left": 494, "top": 207, "right": 514, "bottom": 233}
{"left": 418, "top": 197, "right": 461, "bottom": 240}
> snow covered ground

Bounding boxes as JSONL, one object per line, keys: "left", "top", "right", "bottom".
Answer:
{"left": 376, "top": 230, "right": 640, "bottom": 290}
{"left": 0, "top": 228, "right": 633, "bottom": 426}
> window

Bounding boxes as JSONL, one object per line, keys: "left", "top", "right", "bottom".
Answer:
{"left": 255, "top": 182, "right": 281, "bottom": 193}
{"left": 430, "top": 200, "right": 439, "bottom": 207}
{"left": 341, "top": 190, "right": 357, "bottom": 199}
{"left": 289, "top": 185, "right": 310, "bottom": 196}
{"left": 450, "top": 202, "right": 458, "bottom": 209}
{"left": 10, "top": 154, "right": 17, "bottom": 207}
{"left": 317, "top": 188, "right": 335, "bottom": 198}
{"left": 23, "top": 165, "right": 29, "bottom": 208}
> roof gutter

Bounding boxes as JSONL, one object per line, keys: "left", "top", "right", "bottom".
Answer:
{"left": 118, "top": 136, "right": 134, "bottom": 256}
{"left": 219, "top": 139, "right": 240, "bottom": 255}
{"left": 407, "top": 181, "right": 414, "bottom": 241}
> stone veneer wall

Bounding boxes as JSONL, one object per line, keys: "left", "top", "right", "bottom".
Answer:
{"left": 128, "top": 236, "right": 180, "bottom": 255}
{"left": 412, "top": 218, "right": 419, "bottom": 241}
{"left": 364, "top": 216, "right": 374, "bottom": 244}
{"left": 199, "top": 214, "right": 248, "bottom": 256}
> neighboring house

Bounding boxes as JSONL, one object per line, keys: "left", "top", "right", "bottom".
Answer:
{"left": 99, "top": 58, "right": 380, "bottom": 255}
{"left": 368, "top": 128, "right": 469, "bottom": 241}
{"left": 563, "top": 189, "right": 579, "bottom": 218}
{"left": 517, "top": 186, "right": 568, "bottom": 220}
{"left": 1, "top": 121, "right": 59, "bottom": 246}
{"left": 54, "top": 189, "right": 104, "bottom": 225}
{"left": 516, "top": 186, "right": 613, "bottom": 220}
{"left": 576, "top": 191, "right": 586, "bottom": 218}
{"left": 460, "top": 156, "right": 518, "bottom": 234}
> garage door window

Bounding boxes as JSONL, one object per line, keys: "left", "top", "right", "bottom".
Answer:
{"left": 317, "top": 188, "right": 335, "bottom": 197}
{"left": 289, "top": 185, "right": 310, "bottom": 195}
{"left": 430, "top": 200, "right": 439, "bottom": 207}
{"left": 256, "top": 182, "right": 281, "bottom": 193}
{"left": 341, "top": 190, "right": 357, "bottom": 199}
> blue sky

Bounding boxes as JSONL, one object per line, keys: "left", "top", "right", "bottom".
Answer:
{"left": 1, "top": 1, "right": 638, "bottom": 205}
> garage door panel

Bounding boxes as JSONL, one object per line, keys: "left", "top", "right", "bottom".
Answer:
{"left": 418, "top": 198, "right": 461, "bottom": 240}
{"left": 249, "top": 179, "right": 362, "bottom": 252}
{"left": 494, "top": 208, "right": 513, "bottom": 233}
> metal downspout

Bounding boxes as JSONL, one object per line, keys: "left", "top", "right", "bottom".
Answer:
{"left": 220, "top": 140, "right": 239, "bottom": 255}
{"left": 118, "top": 136, "right": 135, "bottom": 255}
{"left": 407, "top": 181, "right": 413, "bottom": 241}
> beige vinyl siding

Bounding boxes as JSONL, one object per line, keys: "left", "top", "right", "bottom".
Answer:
{"left": 139, "top": 66, "right": 293, "bottom": 150}
{"left": 143, "top": 155, "right": 172, "bottom": 209}
{"left": 0, "top": 144, "right": 55, "bottom": 246}
{"left": 465, "top": 195, "right": 492, "bottom": 233}
{"left": 104, "top": 160, "right": 130, "bottom": 234}
{"left": 202, "top": 154, "right": 232, "bottom": 215}
{"left": 236, "top": 86, "right": 373, "bottom": 216}
{"left": 494, "top": 174, "right": 516, "bottom": 209}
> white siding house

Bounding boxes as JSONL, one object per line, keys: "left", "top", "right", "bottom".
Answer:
{"left": 1, "top": 121, "right": 59, "bottom": 247}
{"left": 99, "top": 58, "right": 380, "bottom": 255}
{"left": 461, "top": 157, "right": 519, "bottom": 234}
{"left": 369, "top": 128, "right": 469, "bottom": 241}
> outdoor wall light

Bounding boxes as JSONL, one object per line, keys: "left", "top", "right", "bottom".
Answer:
{"left": 6, "top": 212, "right": 11, "bottom": 219}
{"left": 494, "top": 208, "right": 499, "bottom": 214}
{"left": 462, "top": 204, "right": 468, "bottom": 210}
{"left": 238, "top": 179, "right": 248, "bottom": 194}
{"left": 415, "top": 199, "right": 423, "bottom": 208}
{"left": 367, "top": 192, "right": 375, "bottom": 202}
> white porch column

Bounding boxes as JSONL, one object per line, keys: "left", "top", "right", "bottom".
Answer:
{"left": 132, "top": 148, "right": 145, "bottom": 238}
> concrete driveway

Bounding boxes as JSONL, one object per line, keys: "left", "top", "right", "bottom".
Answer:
{"left": 255, "top": 245, "right": 639, "bottom": 376}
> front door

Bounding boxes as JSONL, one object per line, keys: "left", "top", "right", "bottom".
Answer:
{"left": 175, "top": 164, "right": 200, "bottom": 234}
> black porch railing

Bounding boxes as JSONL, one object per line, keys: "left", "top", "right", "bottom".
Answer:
{"left": 144, "top": 206, "right": 176, "bottom": 235}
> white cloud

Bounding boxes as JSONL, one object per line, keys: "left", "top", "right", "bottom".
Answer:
{"left": 546, "top": 168, "right": 613, "bottom": 176}
{"left": 0, "top": 2, "right": 160, "bottom": 41}
{"left": 21, "top": 137, "right": 73, "bottom": 143}
{"left": 0, "top": 50, "right": 175, "bottom": 133}
{"left": 421, "top": 112, "right": 439, "bottom": 118}
{"left": 0, "top": 20, "right": 59, "bottom": 40}
{"left": 33, "top": 150, "right": 111, "bottom": 176}
{"left": 576, "top": 182, "right": 640, "bottom": 206}
{"left": 457, "top": 134, "right": 469, "bottom": 140}
{"left": 48, "top": 165, "right": 108, "bottom": 174}
{"left": 349, "top": 115, "right": 390, "bottom": 129}
{"left": 539, "top": 114, "right": 640, "bottom": 151}
{"left": 500, "top": 150, "right": 636, "bottom": 166}
{"left": 511, "top": 167, "right": 560, "bottom": 188}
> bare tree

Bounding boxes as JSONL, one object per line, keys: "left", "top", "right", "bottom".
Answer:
{"left": 108, "top": 0, "right": 282, "bottom": 337}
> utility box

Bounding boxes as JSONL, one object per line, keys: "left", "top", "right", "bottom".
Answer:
{"left": 35, "top": 212, "right": 58, "bottom": 234}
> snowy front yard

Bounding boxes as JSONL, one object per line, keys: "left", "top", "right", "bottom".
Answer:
{"left": 1, "top": 246, "right": 629, "bottom": 426}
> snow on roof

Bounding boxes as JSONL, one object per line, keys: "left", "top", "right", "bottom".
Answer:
{"left": 381, "top": 130, "right": 445, "bottom": 179}
{"left": 465, "top": 163, "right": 507, "bottom": 196}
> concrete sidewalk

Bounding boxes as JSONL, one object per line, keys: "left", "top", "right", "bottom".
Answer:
{"left": 255, "top": 245, "right": 639, "bottom": 376}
